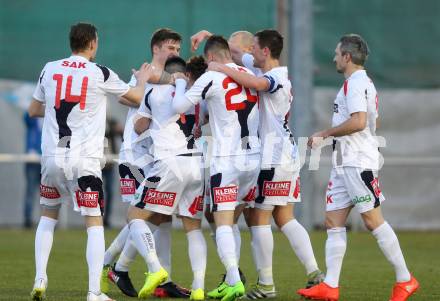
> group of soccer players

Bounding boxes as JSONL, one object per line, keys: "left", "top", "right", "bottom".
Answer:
{"left": 28, "top": 21, "right": 419, "bottom": 301}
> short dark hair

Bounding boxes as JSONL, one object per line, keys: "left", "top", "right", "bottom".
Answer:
{"left": 164, "top": 56, "right": 186, "bottom": 74}
{"left": 69, "top": 22, "right": 97, "bottom": 52}
{"left": 204, "top": 35, "right": 230, "bottom": 57}
{"left": 254, "top": 29, "right": 283, "bottom": 59}
{"left": 186, "top": 56, "right": 207, "bottom": 81}
{"left": 339, "top": 34, "right": 369, "bottom": 66}
{"left": 150, "top": 28, "right": 181, "bottom": 54}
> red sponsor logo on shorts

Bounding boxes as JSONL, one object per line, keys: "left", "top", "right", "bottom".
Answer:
{"left": 292, "top": 178, "right": 301, "bottom": 199}
{"left": 143, "top": 189, "right": 176, "bottom": 207}
{"left": 262, "top": 181, "right": 291, "bottom": 197}
{"left": 40, "top": 184, "right": 60, "bottom": 199}
{"left": 243, "top": 186, "right": 256, "bottom": 202}
{"left": 76, "top": 191, "right": 99, "bottom": 208}
{"left": 370, "top": 178, "right": 382, "bottom": 198}
{"left": 213, "top": 186, "right": 238, "bottom": 204}
{"left": 189, "top": 196, "right": 204, "bottom": 215}
{"left": 120, "top": 178, "right": 135, "bottom": 195}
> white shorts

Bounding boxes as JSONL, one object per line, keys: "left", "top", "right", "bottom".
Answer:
{"left": 253, "top": 161, "right": 301, "bottom": 210}
{"left": 119, "top": 161, "right": 152, "bottom": 203}
{"left": 40, "top": 156, "right": 104, "bottom": 216}
{"left": 132, "top": 155, "right": 204, "bottom": 219}
{"left": 209, "top": 153, "right": 260, "bottom": 212}
{"left": 326, "top": 167, "right": 385, "bottom": 214}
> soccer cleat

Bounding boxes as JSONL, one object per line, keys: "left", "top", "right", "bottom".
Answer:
{"left": 216, "top": 268, "right": 247, "bottom": 286}
{"left": 306, "top": 269, "right": 325, "bottom": 288}
{"left": 245, "top": 283, "right": 277, "bottom": 299}
{"left": 153, "top": 281, "right": 191, "bottom": 298}
{"left": 86, "top": 291, "right": 115, "bottom": 301}
{"left": 138, "top": 268, "right": 168, "bottom": 298}
{"left": 107, "top": 265, "right": 138, "bottom": 297}
{"left": 221, "top": 281, "right": 245, "bottom": 301}
{"left": 297, "top": 282, "right": 339, "bottom": 301}
{"left": 190, "top": 288, "right": 205, "bottom": 300}
{"left": 207, "top": 282, "right": 229, "bottom": 299}
{"left": 30, "top": 278, "right": 47, "bottom": 301}
{"left": 100, "top": 265, "right": 111, "bottom": 294}
{"left": 389, "top": 275, "right": 419, "bottom": 301}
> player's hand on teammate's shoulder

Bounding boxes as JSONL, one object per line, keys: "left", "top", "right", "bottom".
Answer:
{"left": 132, "top": 63, "right": 154, "bottom": 84}
{"left": 191, "top": 30, "right": 212, "bottom": 51}
{"left": 207, "top": 62, "right": 224, "bottom": 72}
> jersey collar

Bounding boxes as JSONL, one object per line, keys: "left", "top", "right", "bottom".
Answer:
{"left": 69, "top": 55, "right": 90, "bottom": 62}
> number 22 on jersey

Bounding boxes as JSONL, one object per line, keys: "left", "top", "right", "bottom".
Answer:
{"left": 53, "top": 74, "right": 89, "bottom": 110}
{"left": 222, "top": 68, "right": 258, "bottom": 111}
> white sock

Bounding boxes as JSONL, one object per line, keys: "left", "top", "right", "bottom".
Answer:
{"left": 281, "top": 219, "right": 319, "bottom": 275}
{"left": 232, "top": 224, "right": 241, "bottom": 263}
{"left": 103, "top": 224, "right": 129, "bottom": 266}
{"left": 187, "top": 229, "right": 207, "bottom": 290}
{"left": 216, "top": 225, "right": 240, "bottom": 285}
{"left": 250, "top": 225, "right": 274, "bottom": 285}
{"left": 35, "top": 216, "right": 57, "bottom": 282}
{"left": 87, "top": 226, "right": 105, "bottom": 295}
{"left": 324, "top": 227, "right": 347, "bottom": 288}
{"left": 129, "top": 219, "right": 161, "bottom": 272}
{"left": 154, "top": 222, "right": 172, "bottom": 282}
{"left": 209, "top": 222, "right": 217, "bottom": 245}
{"left": 115, "top": 238, "right": 137, "bottom": 272}
{"left": 372, "top": 222, "right": 411, "bottom": 282}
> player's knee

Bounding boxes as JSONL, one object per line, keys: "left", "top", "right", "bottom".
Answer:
{"left": 362, "top": 216, "right": 383, "bottom": 231}
{"left": 325, "top": 215, "right": 341, "bottom": 229}
{"left": 361, "top": 208, "right": 385, "bottom": 231}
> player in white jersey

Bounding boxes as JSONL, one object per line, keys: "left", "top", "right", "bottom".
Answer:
{"left": 206, "top": 29, "right": 323, "bottom": 298}
{"left": 101, "top": 29, "right": 191, "bottom": 299}
{"left": 172, "top": 35, "right": 261, "bottom": 301}
{"left": 123, "top": 56, "right": 207, "bottom": 299}
{"left": 193, "top": 31, "right": 254, "bottom": 286}
{"left": 298, "top": 34, "right": 419, "bottom": 301}
{"left": 27, "top": 22, "right": 152, "bottom": 301}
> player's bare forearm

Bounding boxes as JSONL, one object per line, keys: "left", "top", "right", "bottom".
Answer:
{"left": 324, "top": 112, "right": 367, "bottom": 138}
{"left": 118, "top": 97, "right": 139, "bottom": 108}
{"left": 28, "top": 99, "right": 45, "bottom": 117}
{"left": 212, "top": 64, "right": 268, "bottom": 91}
{"left": 133, "top": 115, "right": 151, "bottom": 135}
{"left": 308, "top": 112, "right": 367, "bottom": 148}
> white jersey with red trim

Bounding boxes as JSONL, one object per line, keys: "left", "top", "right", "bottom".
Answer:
{"left": 33, "top": 55, "right": 129, "bottom": 159}
{"left": 185, "top": 62, "right": 260, "bottom": 157}
{"left": 137, "top": 84, "right": 199, "bottom": 160}
{"left": 332, "top": 69, "right": 380, "bottom": 169}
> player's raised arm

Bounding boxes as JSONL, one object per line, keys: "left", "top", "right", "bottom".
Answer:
{"left": 172, "top": 77, "right": 193, "bottom": 113}
{"left": 190, "top": 30, "right": 213, "bottom": 51}
{"left": 208, "top": 62, "right": 270, "bottom": 91}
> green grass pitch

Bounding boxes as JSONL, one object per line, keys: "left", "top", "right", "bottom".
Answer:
{"left": 1, "top": 228, "right": 439, "bottom": 301}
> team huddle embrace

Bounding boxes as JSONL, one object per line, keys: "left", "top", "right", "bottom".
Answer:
{"left": 28, "top": 22, "right": 419, "bottom": 301}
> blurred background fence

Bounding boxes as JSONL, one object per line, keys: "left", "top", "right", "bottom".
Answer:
{"left": 0, "top": 0, "right": 439, "bottom": 229}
